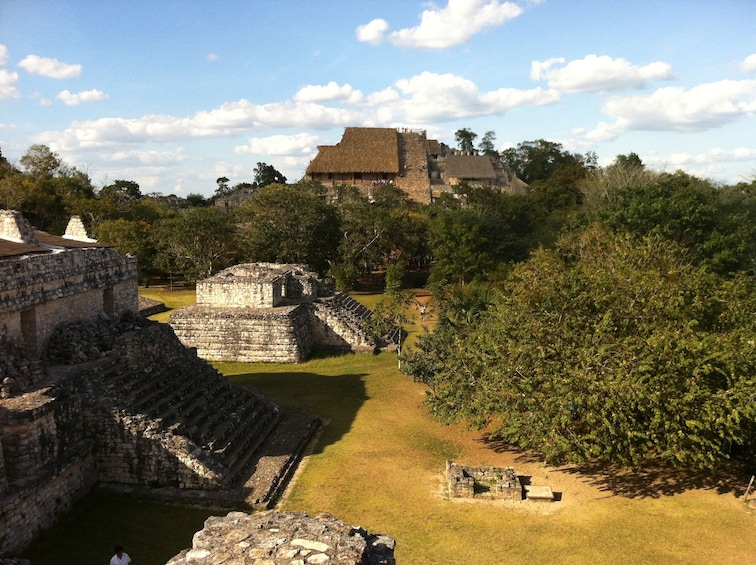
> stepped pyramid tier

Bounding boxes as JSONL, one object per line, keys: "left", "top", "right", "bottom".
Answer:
{"left": 0, "top": 315, "right": 320, "bottom": 556}
{"left": 171, "top": 263, "right": 383, "bottom": 363}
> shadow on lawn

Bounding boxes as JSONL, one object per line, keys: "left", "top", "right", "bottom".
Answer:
{"left": 477, "top": 434, "right": 751, "bottom": 499}
{"left": 226, "top": 369, "right": 368, "bottom": 456}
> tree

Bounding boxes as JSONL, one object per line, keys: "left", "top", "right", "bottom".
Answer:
{"left": 99, "top": 179, "right": 142, "bottom": 204}
{"left": 154, "top": 207, "right": 241, "bottom": 282}
{"left": 215, "top": 177, "right": 231, "bottom": 197}
{"left": 404, "top": 225, "right": 756, "bottom": 468}
{"left": 501, "top": 139, "right": 587, "bottom": 184}
{"left": 94, "top": 218, "right": 155, "bottom": 282}
{"left": 19, "top": 144, "right": 62, "bottom": 179}
{"left": 454, "top": 128, "right": 478, "bottom": 152}
{"left": 478, "top": 130, "right": 497, "bottom": 157}
{"left": 240, "top": 183, "right": 340, "bottom": 275}
{"left": 253, "top": 162, "right": 287, "bottom": 188}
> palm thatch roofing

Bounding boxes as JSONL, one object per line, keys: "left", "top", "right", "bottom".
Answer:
{"left": 445, "top": 154, "right": 496, "bottom": 180}
{"left": 306, "top": 127, "right": 400, "bottom": 174}
{"left": 425, "top": 139, "right": 443, "bottom": 156}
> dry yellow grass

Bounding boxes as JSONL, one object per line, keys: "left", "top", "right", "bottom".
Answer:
{"left": 149, "top": 288, "right": 756, "bottom": 564}
{"left": 222, "top": 351, "right": 756, "bottom": 565}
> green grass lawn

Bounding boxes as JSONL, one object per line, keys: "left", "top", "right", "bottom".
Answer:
{"left": 221, "top": 352, "right": 756, "bottom": 565}
{"left": 25, "top": 287, "right": 754, "bottom": 564}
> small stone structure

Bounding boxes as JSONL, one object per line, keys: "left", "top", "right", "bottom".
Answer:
{"left": 167, "top": 511, "right": 395, "bottom": 565}
{"left": 446, "top": 460, "right": 523, "bottom": 501}
{"left": 170, "top": 263, "right": 376, "bottom": 363}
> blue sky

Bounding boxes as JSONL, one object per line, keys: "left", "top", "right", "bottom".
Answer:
{"left": 1, "top": 0, "right": 755, "bottom": 197}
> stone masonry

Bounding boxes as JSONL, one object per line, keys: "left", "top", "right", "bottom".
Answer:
{"left": 170, "top": 263, "right": 376, "bottom": 363}
{"left": 166, "top": 511, "right": 396, "bottom": 565}
{"left": 446, "top": 460, "right": 523, "bottom": 501}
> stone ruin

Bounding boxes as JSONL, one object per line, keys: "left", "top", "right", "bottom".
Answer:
{"left": 446, "top": 460, "right": 523, "bottom": 501}
{"left": 170, "top": 263, "right": 379, "bottom": 363}
{"left": 167, "top": 511, "right": 395, "bottom": 565}
{"left": 0, "top": 212, "right": 394, "bottom": 561}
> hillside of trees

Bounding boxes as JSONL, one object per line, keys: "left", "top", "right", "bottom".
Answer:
{"left": 3, "top": 136, "right": 755, "bottom": 470}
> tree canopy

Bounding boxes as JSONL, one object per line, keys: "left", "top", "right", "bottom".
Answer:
{"left": 404, "top": 226, "right": 756, "bottom": 468}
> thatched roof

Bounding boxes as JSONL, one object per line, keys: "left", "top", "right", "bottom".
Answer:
{"left": 425, "top": 139, "right": 443, "bottom": 156}
{"left": 445, "top": 154, "right": 496, "bottom": 180}
{"left": 306, "top": 128, "right": 400, "bottom": 174}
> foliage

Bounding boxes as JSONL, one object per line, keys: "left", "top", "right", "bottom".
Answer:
{"left": 94, "top": 218, "right": 155, "bottom": 281}
{"left": 384, "top": 263, "right": 405, "bottom": 294}
{"left": 240, "top": 183, "right": 340, "bottom": 275}
{"left": 252, "top": 161, "right": 287, "bottom": 188}
{"left": 99, "top": 179, "right": 142, "bottom": 204}
{"left": 154, "top": 207, "right": 241, "bottom": 282}
{"left": 454, "top": 128, "right": 478, "bottom": 152}
{"left": 406, "top": 225, "right": 756, "bottom": 468}
{"left": 501, "top": 139, "right": 591, "bottom": 184}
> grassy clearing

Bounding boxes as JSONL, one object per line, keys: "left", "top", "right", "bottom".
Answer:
{"left": 145, "top": 287, "right": 756, "bottom": 563}
{"left": 222, "top": 351, "right": 756, "bottom": 564}
{"left": 139, "top": 286, "right": 196, "bottom": 323}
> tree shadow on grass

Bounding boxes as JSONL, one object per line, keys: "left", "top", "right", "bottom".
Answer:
{"left": 225, "top": 369, "right": 368, "bottom": 456}
{"left": 476, "top": 433, "right": 752, "bottom": 499}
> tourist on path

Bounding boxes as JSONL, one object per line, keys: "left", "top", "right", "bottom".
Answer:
{"left": 110, "top": 545, "right": 132, "bottom": 565}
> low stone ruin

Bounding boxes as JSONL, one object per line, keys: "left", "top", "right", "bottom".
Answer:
{"left": 446, "top": 460, "right": 523, "bottom": 501}
{"left": 166, "top": 511, "right": 396, "bottom": 565}
{"left": 170, "top": 263, "right": 378, "bottom": 363}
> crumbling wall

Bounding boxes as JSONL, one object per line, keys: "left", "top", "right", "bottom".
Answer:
{"left": 166, "top": 511, "right": 396, "bottom": 565}
{"left": 446, "top": 461, "right": 522, "bottom": 501}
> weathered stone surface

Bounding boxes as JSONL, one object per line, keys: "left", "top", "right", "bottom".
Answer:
{"left": 166, "top": 511, "right": 396, "bottom": 565}
{"left": 171, "top": 264, "right": 376, "bottom": 363}
{"left": 446, "top": 460, "right": 522, "bottom": 501}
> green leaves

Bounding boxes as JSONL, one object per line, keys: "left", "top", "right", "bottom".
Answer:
{"left": 405, "top": 226, "right": 756, "bottom": 468}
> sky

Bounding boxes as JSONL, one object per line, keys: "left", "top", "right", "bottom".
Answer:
{"left": 1, "top": 0, "right": 755, "bottom": 198}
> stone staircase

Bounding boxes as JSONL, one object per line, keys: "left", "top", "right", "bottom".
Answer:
{"left": 65, "top": 321, "right": 319, "bottom": 508}
{"left": 311, "top": 292, "right": 374, "bottom": 351}
{"left": 313, "top": 292, "right": 401, "bottom": 350}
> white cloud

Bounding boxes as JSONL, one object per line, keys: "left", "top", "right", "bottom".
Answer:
{"left": 0, "top": 69, "right": 20, "bottom": 99}
{"left": 576, "top": 79, "right": 756, "bottom": 142}
{"left": 37, "top": 99, "right": 360, "bottom": 151}
{"left": 741, "top": 53, "right": 756, "bottom": 74}
{"left": 18, "top": 55, "right": 82, "bottom": 79}
{"left": 531, "top": 54, "right": 674, "bottom": 93}
{"left": 355, "top": 18, "right": 389, "bottom": 45}
{"left": 642, "top": 146, "right": 756, "bottom": 181}
{"left": 394, "top": 71, "right": 559, "bottom": 121}
{"left": 206, "top": 53, "right": 219, "bottom": 62}
{"left": 104, "top": 149, "right": 185, "bottom": 166}
{"left": 294, "top": 82, "right": 365, "bottom": 104}
{"left": 358, "top": 0, "right": 523, "bottom": 49}
{"left": 0, "top": 44, "right": 9, "bottom": 66}
{"left": 56, "top": 89, "right": 109, "bottom": 106}
{"left": 234, "top": 133, "right": 320, "bottom": 156}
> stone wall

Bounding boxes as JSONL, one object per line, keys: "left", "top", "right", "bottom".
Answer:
{"left": 446, "top": 460, "right": 522, "bottom": 501}
{"left": 171, "top": 304, "right": 314, "bottom": 363}
{"left": 0, "top": 247, "right": 138, "bottom": 355}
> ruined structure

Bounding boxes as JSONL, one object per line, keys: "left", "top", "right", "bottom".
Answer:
{"left": 167, "top": 511, "right": 396, "bottom": 565}
{"left": 446, "top": 461, "right": 523, "bottom": 501}
{"left": 170, "top": 263, "right": 377, "bottom": 363}
{"left": 0, "top": 212, "right": 319, "bottom": 557}
{"left": 305, "top": 127, "right": 527, "bottom": 203}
